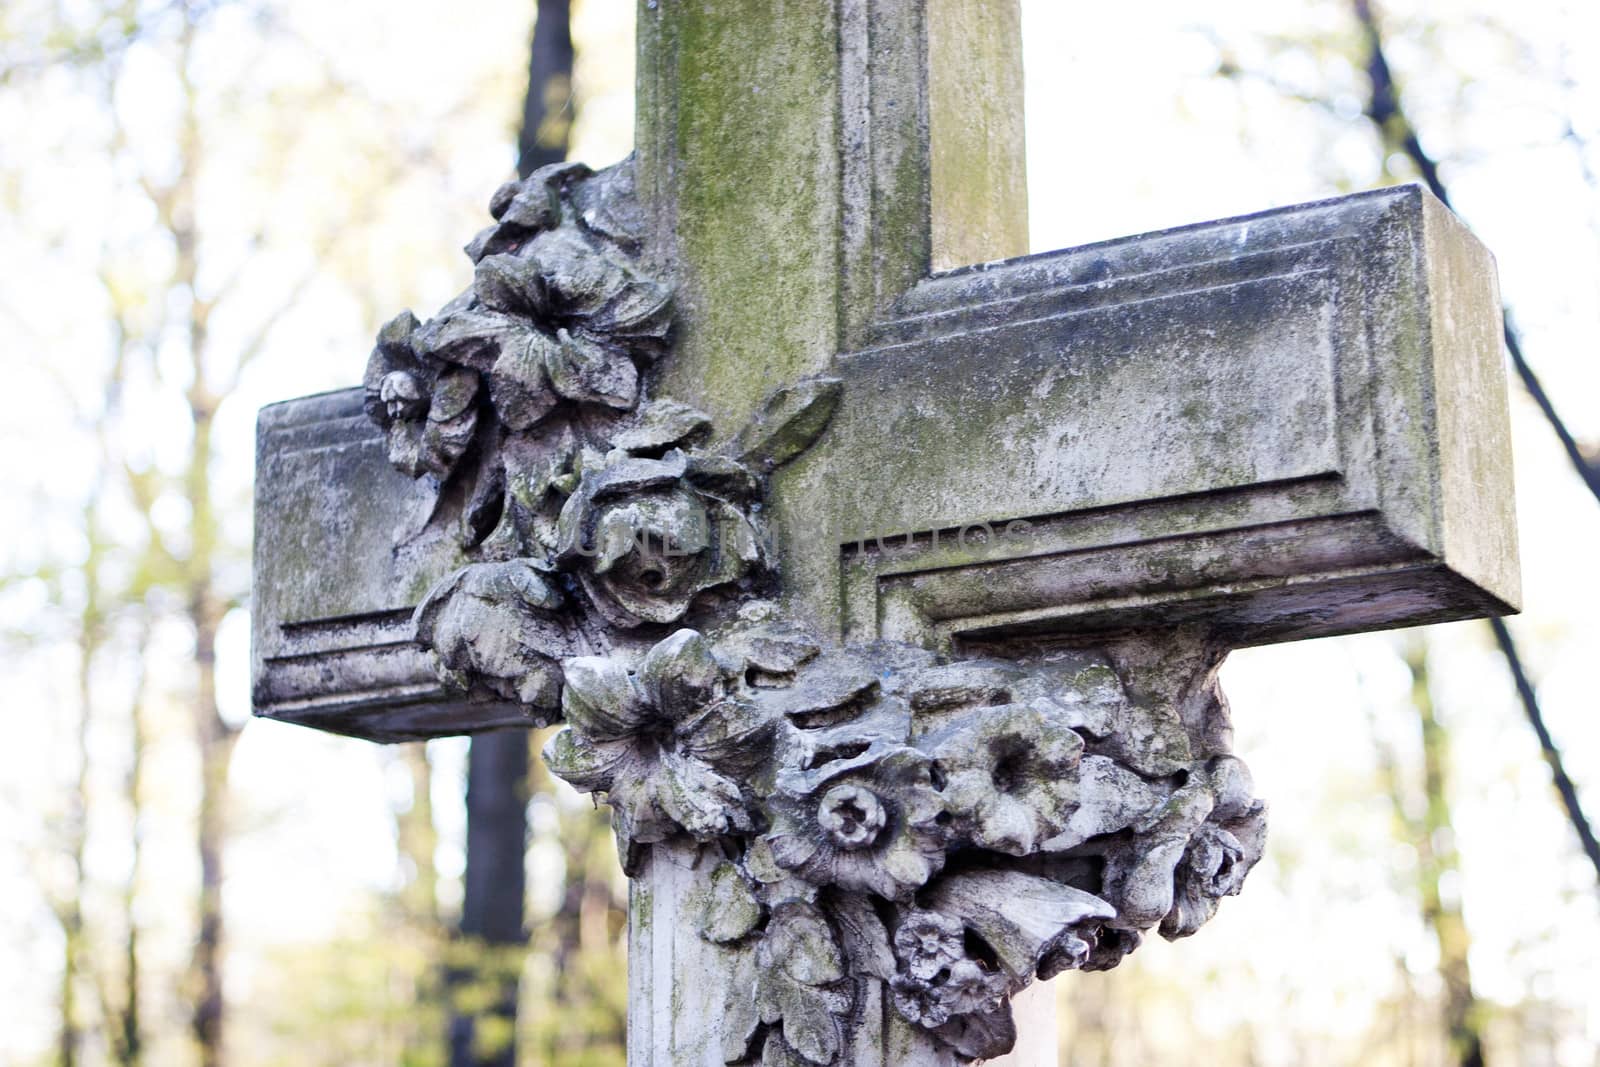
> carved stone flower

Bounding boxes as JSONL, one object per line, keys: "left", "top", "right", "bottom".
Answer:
{"left": 764, "top": 747, "right": 948, "bottom": 902}
{"left": 890, "top": 957, "right": 1007, "bottom": 1030}
{"left": 413, "top": 188, "right": 671, "bottom": 427}
{"left": 888, "top": 908, "right": 1009, "bottom": 1031}
{"left": 555, "top": 449, "right": 764, "bottom": 628}
{"left": 893, "top": 909, "right": 964, "bottom": 983}
{"left": 920, "top": 700, "right": 1088, "bottom": 856}
{"left": 362, "top": 310, "right": 480, "bottom": 480}
{"left": 543, "top": 630, "right": 773, "bottom": 864}
{"left": 365, "top": 161, "right": 675, "bottom": 558}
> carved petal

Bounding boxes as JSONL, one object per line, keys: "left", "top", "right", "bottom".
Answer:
{"left": 921, "top": 869, "right": 1116, "bottom": 982}
{"left": 587, "top": 276, "right": 673, "bottom": 343}
{"left": 678, "top": 697, "right": 775, "bottom": 778}
{"left": 638, "top": 629, "right": 723, "bottom": 722}
{"left": 561, "top": 655, "right": 650, "bottom": 741}
{"left": 489, "top": 331, "right": 561, "bottom": 431}
{"left": 412, "top": 560, "right": 568, "bottom": 715}
{"left": 1040, "top": 754, "right": 1170, "bottom": 852}
{"left": 490, "top": 177, "right": 560, "bottom": 230}
{"left": 544, "top": 327, "right": 639, "bottom": 410}
{"left": 413, "top": 308, "right": 528, "bottom": 372}
{"left": 475, "top": 253, "right": 550, "bottom": 316}
{"left": 923, "top": 700, "right": 1086, "bottom": 856}
{"left": 542, "top": 728, "right": 633, "bottom": 793}
{"left": 526, "top": 227, "right": 627, "bottom": 319}
{"left": 933, "top": 1002, "right": 1017, "bottom": 1061}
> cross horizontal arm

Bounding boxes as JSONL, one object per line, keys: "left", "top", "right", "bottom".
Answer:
{"left": 776, "top": 185, "right": 1519, "bottom": 650}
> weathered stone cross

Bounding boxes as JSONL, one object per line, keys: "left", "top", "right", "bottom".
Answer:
{"left": 252, "top": 3, "right": 1518, "bottom": 1064}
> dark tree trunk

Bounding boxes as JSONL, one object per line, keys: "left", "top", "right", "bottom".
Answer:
{"left": 449, "top": 5, "right": 573, "bottom": 1065}
{"left": 450, "top": 733, "right": 530, "bottom": 1067}
{"left": 518, "top": 0, "right": 575, "bottom": 180}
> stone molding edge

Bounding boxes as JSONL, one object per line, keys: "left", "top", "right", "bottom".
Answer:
{"left": 363, "top": 157, "right": 1268, "bottom": 1064}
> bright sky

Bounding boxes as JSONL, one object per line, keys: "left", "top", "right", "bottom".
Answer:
{"left": 2, "top": 0, "right": 1599, "bottom": 1063}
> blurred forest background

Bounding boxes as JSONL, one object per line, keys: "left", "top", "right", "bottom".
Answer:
{"left": 2, "top": 1, "right": 1598, "bottom": 1065}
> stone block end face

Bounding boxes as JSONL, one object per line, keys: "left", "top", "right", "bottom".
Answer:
{"left": 1418, "top": 190, "right": 1521, "bottom": 616}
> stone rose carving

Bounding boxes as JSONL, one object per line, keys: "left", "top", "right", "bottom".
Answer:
{"left": 554, "top": 448, "right": 765, "bottom": 629}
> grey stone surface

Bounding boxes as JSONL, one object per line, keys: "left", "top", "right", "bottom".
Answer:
{"left": 250, "top": 0, "right": 1519, "bottom": 1062}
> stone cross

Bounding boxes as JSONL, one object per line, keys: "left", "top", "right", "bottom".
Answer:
{"left": 252, "top": 3, "right": 1519, "bottom": 1064}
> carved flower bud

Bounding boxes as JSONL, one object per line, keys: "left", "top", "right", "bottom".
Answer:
{"left": 893, "top": 909, "right": 965, "bottom": 983}
{"left": 379, "top": 371, "right": 427, "bottom": 421}
{"left": 817, "top": 784, "right": 887, "bottom": 850}
{"left": 890, "top": 959, "right": 1006, "bottom": 1029}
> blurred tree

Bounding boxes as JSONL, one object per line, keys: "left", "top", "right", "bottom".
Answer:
{"left": 524, "top": 737, "right": 627, "bottom": 1067}
{"left": 1399, "top": 638, "right": 1488, "bottom": 1067}
{"left": 449, "top": 6, "right": 574, "bottom": 1067}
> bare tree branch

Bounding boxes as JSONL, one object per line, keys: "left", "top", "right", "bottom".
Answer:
{"left": 1350, "top": 0, "right": 1600, "bottom": 506}
{"left": 1489, "top": 618, "right": 1600, "bottom": 892}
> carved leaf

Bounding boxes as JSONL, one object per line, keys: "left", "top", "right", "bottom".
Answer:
{"left": 698, "top": 861, "right": 764, "bottom": 944}
{"left": 722, "top": 945, "right": 763, "bottom": 1064}
{"left": 733, "top": 377, "right": 843, "bottom": 472}
{"left": 612, "top": 398, "right": 712, "bottom": 455}
{"left": 685, "top": 453, "right": 763, "bottom": 502}
{"left": 825, "top": 892, "right": 895, "bottom": 982}
{"left": 755, "top": 903, "right": 851, "bottom": 1066}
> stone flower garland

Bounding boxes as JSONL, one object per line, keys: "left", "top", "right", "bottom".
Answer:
{"left": 545, "top": 623, "right": 1266, "bottom": 1063}
{"left": 364, "top": 158, "right": 1268, "bottom": 1064}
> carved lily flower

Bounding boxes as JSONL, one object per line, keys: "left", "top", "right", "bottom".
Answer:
{"left": 763, "top": 747, "right": 948, "bottom": 903}
{"left": 362, "top": 310, "right": 480, "bottom": 479}
{"left": 555, "top": 449, "right": 764, "bottom": 628}
{"left": 543, "top": 630, "right": 773, "bottom": 865}
{"left": 414, "top": 216, "right": 671, "bottom": 427}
